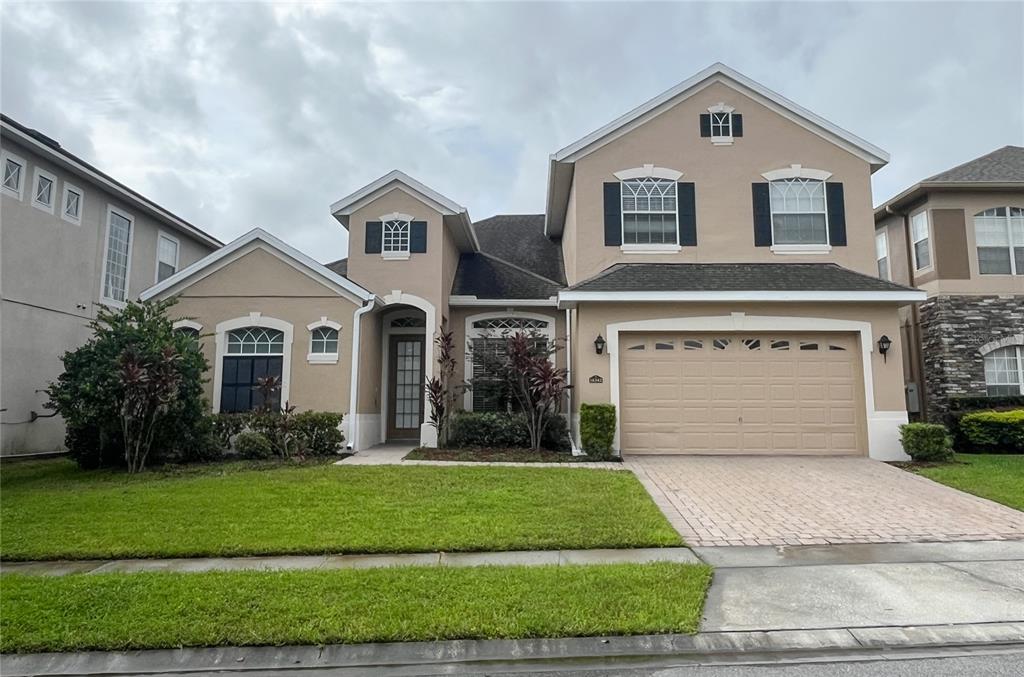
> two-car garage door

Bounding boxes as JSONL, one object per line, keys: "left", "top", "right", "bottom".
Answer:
{"left": 619, "top": 333, "right": 865, "bottom": 455}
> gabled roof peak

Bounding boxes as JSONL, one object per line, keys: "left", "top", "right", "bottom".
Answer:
{"left": 330, "top": 169, "right": 467, "bottom": 220}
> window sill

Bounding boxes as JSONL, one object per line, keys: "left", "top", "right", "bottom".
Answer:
{"left": 307, "top": 353, "right": 339, "bottom": 364}
{"left": 620, "top": 244, "right": 682, "bottom": 254}
{"left": 31, "top": 200, "right": 55, "bottom": 215}
{"left": 382, "top": 252, "right": 410, "bottom": 260}
{"left": 771, "top": 244, "right": 832, "bottom": 255}
{"left": 61, "top": 213, "right": 82, "bottom": 226}
{"left": 711, "top": 137, "right": 734, "bottom": 146}
{"left": 2, "top": 186, "right": 22, "bottom": 199}
{"left": 99, "top": 297, "right": 127, "bottom": 310}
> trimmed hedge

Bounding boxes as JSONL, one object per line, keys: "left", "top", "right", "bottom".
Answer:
{"left": 580, "top": 403, "right": 616, "bottom": 459}
{"left": 945, "top": 395, "right": 1024, "bottom": 452}
{"left": 447, "top": 412, "right": 569, "bottom": 452}
{"left": 899, "top": 422, "right": 953, "bottom": 462}
{"left": 234, "top": 432, "right": 274, "bottom": 459}
{"left": 958, "top": 409, "right": 1024, "bottom": 454}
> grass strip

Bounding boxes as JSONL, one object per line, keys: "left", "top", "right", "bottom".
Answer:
{"left": 0, "top": 563, "right": 712, "bottom": 653}
{"left": 914, "top": 454, "right": 1023, "bottom": 511}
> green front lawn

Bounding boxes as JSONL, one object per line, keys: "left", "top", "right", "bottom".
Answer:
{"left": 0, "top": 460, "right": 681, "bottom": 560}
{"left": 0, "top": 562, "right": 712, "bottom": 653}
{"left": 915, "top": 454, "right": 1024, "bottom": 511}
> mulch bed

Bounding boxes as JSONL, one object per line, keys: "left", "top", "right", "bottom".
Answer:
{"left": 405, "top": 447, "right": 619, "bottom": 463}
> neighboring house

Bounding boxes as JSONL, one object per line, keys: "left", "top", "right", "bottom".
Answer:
{"left": 0, "top": 115, "right": 221, "bottom": 455}
{"left": 142, "top": 63, "right": 924, "bottom": 460}
{"left": 874, "top": 146, "right": 1024, "bottom": 421}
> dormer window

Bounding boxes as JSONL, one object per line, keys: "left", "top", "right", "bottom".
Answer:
{"left": 700, "top": 104, "right": 743, "bottom": 145}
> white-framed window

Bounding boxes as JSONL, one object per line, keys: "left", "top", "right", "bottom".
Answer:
{"left": 875, "top": 230, "right": 890, "bottom": 280}
{"left": 711, "top": 111, "right": 731, "bottom": 138}
{"left": 227, "top": 327, "right": 285, "bottom": 355}
{"left": 975, "top": 207, "right": 1024, "bottom": 276}
{"left": 464, "top": 312, "right": 555, "bottom": 412}
{"left": 910, "top": 211, "right": 931, "bottom": 271}
{"left": 101, "top": 206, "right": 134, "bottom": 305}
{"left": 983, "top": 344, "right": 1023, "bottom": 396}
{"left": 1, "top": 150, "right": 26, "bottom": 199}
{"left": 306, "top": 318, "right": 341, "bottom": 364}
{"left": 31, "top": 167, "right": 56, "bottom": 213}
{"left": 172, "top": 320, "right": 203, "bottom": 349}
{"left": 156, "top": 232, "right": 180, "bottom": 283}
{"left": 621, "top": 178, "right": 678, "bottom": 246}
{"left": 769, "top": 178, "right": 828, "bottom": 245}
{"left": 61, "top": 183, "right": 83, "bottom": 224}
{"left": 383, "top": 218, "right": 410, "bottom": 255}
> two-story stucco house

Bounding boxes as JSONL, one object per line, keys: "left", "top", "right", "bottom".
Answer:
{"left": 142, "top": 63, "right": 925, "bottom": 460}
{"left": 1, "top": 115, "right": 221, "bottom": 455}
{"left": 875, "top": 146, "right": 1024, "bottom": 421}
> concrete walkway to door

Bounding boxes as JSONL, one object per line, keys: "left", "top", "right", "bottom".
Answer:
{"left": 626, "top": 455, "right": 1024, "bottom": 547}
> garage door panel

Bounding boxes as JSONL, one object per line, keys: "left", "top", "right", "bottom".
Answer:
{"left": 620, "top": 331, "right": 865, "bottom": 456}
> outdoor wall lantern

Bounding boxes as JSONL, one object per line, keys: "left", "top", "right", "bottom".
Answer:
{"left": 877, "top": 335, "right": 892, "bottom": 362}
{"left": 594, "top": 334, "right": 606, "bottom": 355}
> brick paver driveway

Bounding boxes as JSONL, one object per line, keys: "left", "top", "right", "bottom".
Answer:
{"left": 625, "top": 456, "right": 1024, "bottom": 547}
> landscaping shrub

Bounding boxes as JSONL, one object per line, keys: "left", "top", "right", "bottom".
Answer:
{"left": 234, "top": 432, "right": 274, "bottom": 459}
{"left": 209, "top": 413, "right": 247, "bottom": 452}
{"left": 958, "top": 409, "right": 1024, "bottom": 454}
{"left": 899, "top": 422, "right": 953, "bottom": 462}
{"left": 291, "top": 411, "right": 345, "bottom": 455}
{"left": 580, "top": 403, "right": 616, "bottom": 459}
{"left": 448, "top": 412, "right": 569, "bottom": 452}
{"left": 46, "top": 300, "right": 208, "bottom": 471}
{"left": 946, "top": 395, "right": 1024, "bottom": 452}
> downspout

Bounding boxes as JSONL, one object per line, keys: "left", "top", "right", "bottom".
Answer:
{"left": 889, "top": 204, "right": 927, "bottom": 421}
{"left": 347, "top": 297, "right": 377, "bottom": 450}
{"left": 564, "top": 306, "right": 582, "bottom": 454}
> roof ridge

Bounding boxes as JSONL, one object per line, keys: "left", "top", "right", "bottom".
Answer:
{"left": 923, "top": 145, "right": 1024, "bottom": 183}
{"left": 478, "top": 252, "right": 565, "bottom": 287}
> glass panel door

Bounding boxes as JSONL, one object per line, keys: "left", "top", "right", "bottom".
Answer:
{"left": 389, "top": 336, "right": 424, "bottom": 439}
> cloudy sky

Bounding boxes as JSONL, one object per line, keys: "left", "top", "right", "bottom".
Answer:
{"left": 3, "top": 1, "right": 1021, "bottom": 262}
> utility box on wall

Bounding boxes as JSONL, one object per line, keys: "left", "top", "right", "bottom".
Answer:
{"left": 905, "top": 382, "right": 920, "bottom": 414}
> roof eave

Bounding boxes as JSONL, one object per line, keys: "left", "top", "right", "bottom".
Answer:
{"left": 874, "top": 181, "right": 1024, "bottom": 221}
{"left": 557, "top": 289, "right": 926, "bottom": 309}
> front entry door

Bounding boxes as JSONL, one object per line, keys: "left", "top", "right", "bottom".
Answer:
{"left": 388, "top": 335, "right": 426, "bottom": 440}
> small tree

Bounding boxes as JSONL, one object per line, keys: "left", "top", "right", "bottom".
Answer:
{"left": 119, "top": 346, "right": 183, "bottom": 473}
{"left": 47, "top": 299, "right": 209, "bottom": 470}
{"left": 468, "top": 332, "right": 569, "bottom": 451}
{"left": 425, "top": 329, "right": 461, "bottom": 447}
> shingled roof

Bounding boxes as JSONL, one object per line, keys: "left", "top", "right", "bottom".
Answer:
{"left": 324, "top": 258, "right": 347, "bottom": 276}
{"left": 566, "top": 262, "right": 919, "bottom": 293}
{"left": 452, "top": 253, "right": 563, "bottom": 299}
{"left": 923, "top": 145, "right": 1024, "bottom": 184}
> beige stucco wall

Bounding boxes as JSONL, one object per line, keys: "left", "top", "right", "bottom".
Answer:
{"left": 170, "top": 248, "right": 360, "bottom": 415}
{"left": 562, "top": 81, "right": 878, "bottom": 285}
{"left": 910, "top": 190, "right": 1024, "bottom": 296}
{"left": 571, "top": 302, "right": 907, "bottom": 415}
{"left": 0, "top": 137, "right": 215, "bottom": 454}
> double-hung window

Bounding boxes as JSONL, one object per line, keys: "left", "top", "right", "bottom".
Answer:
{"left": 621, "top": 178, "right": 678, "bottom": 246}
{"left": 983, "top": 345, "right": 1024, "bottom": 396}
{"left": 32, "top": 168, "right": 56, "bottom": 213}
{"left": 62, "top": 183, "right": 83, "bottom": 224}
{"left": 102, "top": 207, "right": 133, "bottom": 304}
{"left": 382, "top": 218, "right": 410, "bottom": 256}
{"left": 156, "top": 233, "right": 180, "bottom": 282}
{"left": 769, "top": 178, "right": 828, "bottom": 245}
{"left": 1, "top": 151, "right": 26, "bottom": 198}
{"left": 875, "top": 230, "right": 890, "bottom": 280}
{"left": 910, "top": 211, "right": 931, "bottom": 270}
{"left": 975, "top": 207, "right": 1024, "bottom": 275}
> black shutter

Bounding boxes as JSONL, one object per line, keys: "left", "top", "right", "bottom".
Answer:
{"left": 364, "top": 221, "right": 382, "bottom": 254}
{"left": 410, "top": 220, "right": 428, "bottom": 253}
{"left": 603, "top": 182, "right": 622, "bottom": 246}
{"left": 677, "top": 182, "right": 697, "bottom": 246}
{"left": 752, "top": 183, "right": 772, "bottom": 247}
{"left": 826, "top": 183, "right": 847, "bottom": 246}
{"left": 732, "top": 113, "right": 743, "bottom": 137}
{"left": 699, "top": 113, "right": 712, "bottom": 137}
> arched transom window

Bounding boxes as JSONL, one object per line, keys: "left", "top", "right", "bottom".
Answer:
{"left": 983, "top": 344, "right": 1024, "bottom": 396}
{"left": 465, "top": 314, "right": 555, "bottom": 412}
{"left": 770, "top": 178, "right": 827, "bottom": 245}
{"left": 471, "top": 317, "right": 550, "bottom": 331}
{"left": 975, "top": 207, "right": 1024, "bottom": 275}
{"left": 226, "top": 327, "right": 285, "bottom": 355}
{"left": 621, "top": 178, "right": 678, "bottom": 245}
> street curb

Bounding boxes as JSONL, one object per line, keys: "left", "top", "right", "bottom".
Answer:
{"left": 3, "top": 621, "right": 1022, "bottom": 675}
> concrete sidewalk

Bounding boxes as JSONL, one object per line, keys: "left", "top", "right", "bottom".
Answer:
{"left": 0, "top": 547, "right": 701, "bottom": 576}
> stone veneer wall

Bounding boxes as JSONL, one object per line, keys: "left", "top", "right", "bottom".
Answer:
{"left": 918, "top": 295, "right": 1024, "bottom": 421}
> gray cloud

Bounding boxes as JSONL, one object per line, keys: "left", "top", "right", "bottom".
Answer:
{"left": 2, "top": 1, "right": 1021, "bottom": 262}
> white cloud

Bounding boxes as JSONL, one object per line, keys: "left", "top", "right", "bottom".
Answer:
{"left": 2, "top": 1, "right": 1021, "bottom": 263}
